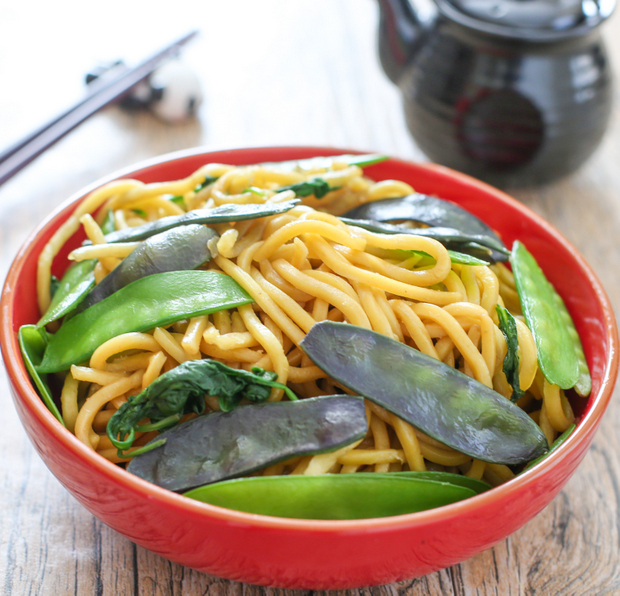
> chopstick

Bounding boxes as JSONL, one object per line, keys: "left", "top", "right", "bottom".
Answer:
{"left": 0, "top": 30, "right": 199, "bottom": 188}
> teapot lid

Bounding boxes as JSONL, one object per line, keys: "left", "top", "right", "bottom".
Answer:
{"left": 435, "top": 0, "right": 615, "bottom": 40}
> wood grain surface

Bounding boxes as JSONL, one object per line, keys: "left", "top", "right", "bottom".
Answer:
{"left": 1, "top": 1, "right": 619, "bottom": 594}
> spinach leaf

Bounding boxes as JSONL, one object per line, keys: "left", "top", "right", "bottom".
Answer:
{"left": 107, "top": 359, "right": 298, "bottom": 453}
{"left": 277, "top": 178, "right": 337, "bottom": 198}
{"left": 496, "top": 305, "right": 524, "bottom": 403}
{"left": 169, "top": 175, "right": 219, "bottom": 207}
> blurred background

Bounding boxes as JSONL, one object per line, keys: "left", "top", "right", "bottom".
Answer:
{"left": 1, "top": 0, "right": 620, "bottom": 594}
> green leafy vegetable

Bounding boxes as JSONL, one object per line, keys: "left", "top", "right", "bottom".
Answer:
{"left": 74, "top": 224, "right": 218, "bottom": 314}
{"left": 102, "top": 199, "right": 300, "bottom": 244}
{"left": 127, "top": 395, "right": 368, "bottom": 492}
{"left": 18, "top": 325, "right": 64, "bottom": 424}
{"left": 511, "top": 241, "right": 590, "bottom": 393}
{"left": 184, "top": 474, "right": 476, "bottom": 519}
{"left": 107, "top": 359, "right": 298, "bottom": 453}
{"left": 169, "top": 176, "right": 219, "bottom": 207}
{"left": 301, "top": 321, "right": 549, "bottom": 465}
{"left": 496, "top": 305, "right": 524, "bottom": 403}
{"left": 277, "top": 178, "right": 337, "bottom": 198}
{"left": 37, "top": 270, "right": 253, "bottom": 373}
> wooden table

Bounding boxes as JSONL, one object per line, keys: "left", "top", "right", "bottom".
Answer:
{"left": 1, "top": 1, "right": 619, "bottom": 593}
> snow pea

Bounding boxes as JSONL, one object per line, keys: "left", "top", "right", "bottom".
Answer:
{"left": 37, "top": 270, "right": 252, "bottom": 373}
{"left": 38, "top": 207, "right": 117, "bottom": 327}
{"left": 18, "top": 325, "right": 64, "bottom": 424}
{"left": 344, "top": 193, "right": 505, "bottom": 246}
{"left": 37, "top": 259, "right": 96, "bottom": 327}
{"left": 301, "top": 321, "right": 549, "bottom": 465}
{"left": 389, "top": 470, "right": 491, "bottom": 494}
{"left": 339, "top": 217, "right": 509, "bottom": 263}
{"left": 102, "top": 199, "right": 300, "bottom": 244}
{"left": 184, "top": 474, "right": 476, "bottom": 519}
{"left": 511, "top": 241, "right": 590, "bottom": 393}
{"left": 127, "top": 395, "right": 368, "bottom": 493}
{"left": 74, "top": 224, "right": 218, "bottom": 314}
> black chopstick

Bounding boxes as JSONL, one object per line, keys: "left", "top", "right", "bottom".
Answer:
{"left": 0, "top": 30, "right": 198, "bottom": 188}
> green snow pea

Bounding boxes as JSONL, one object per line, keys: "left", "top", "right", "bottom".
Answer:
{"left": 38, "top": 208, "right": 117, "bottom": 326}
{"left": 384, "top": 470, "right": 491, "bottom": 494}
{"left": 511, "top": 241, "right": 591, "bottom": 394}
{"left": 127, "top": 395, "right": 368, "bottom": 493}
{"left": 37, "top": 259, "right": 97, "bottom": 327}
{"left": 18, "top": 325, "right": 64, "bottom": 424}
{"left": 74, "top": 224, "right": 218, "bottom": 314}
{"left": 102, "top": 199, "right": 300, "bottom": 244}
{"left": 301, "top": 321, "right": 549, "bottom": 465}
{"left": 184, "top": 474, "right": 476, "bottom": 519}
{"left": 37, "top": 270, "right": 252, "bottom": 373}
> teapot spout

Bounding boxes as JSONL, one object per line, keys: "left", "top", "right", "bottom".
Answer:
{"left": 377, "top": 0, "right": 429, "bottom": 83}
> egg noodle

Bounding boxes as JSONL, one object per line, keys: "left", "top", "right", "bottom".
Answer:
{"left": 37, "top": 158, "right": 576, "bottom": 486}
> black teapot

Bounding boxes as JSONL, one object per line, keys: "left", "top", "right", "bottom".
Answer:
{"left": 378, "top": 0, "right": 615, "bottom": 186}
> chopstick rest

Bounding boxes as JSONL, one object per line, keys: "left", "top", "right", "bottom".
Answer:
{"left": 86, "top": 58, "right": 203, "bottom": 123}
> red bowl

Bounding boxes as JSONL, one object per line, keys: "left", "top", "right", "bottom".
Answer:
{"left": 1, "top": 146, "right": 617, "bottom": 589}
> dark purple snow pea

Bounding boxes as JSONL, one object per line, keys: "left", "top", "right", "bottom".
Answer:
{"left": 300, "top": 321, "right": 549, "bottom": 465}
{"left": 344, "top": 194, "right": 504, "bottom": 244}
{"left": 339, "top": 217, "right": 509, "bottom": 263}
{"left": 73, "top": 224, "right": 218, "bottom": 314}
{"left": 126, "top": 395, "right": 368, "bottom": 493}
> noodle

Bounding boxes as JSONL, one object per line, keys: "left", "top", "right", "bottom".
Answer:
{"left": 36, "top": 157, "right": 579, "bottom": 489}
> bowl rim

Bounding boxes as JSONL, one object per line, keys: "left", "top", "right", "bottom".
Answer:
{"left": 2, "top": 144, "right": 618, "bottom": 533}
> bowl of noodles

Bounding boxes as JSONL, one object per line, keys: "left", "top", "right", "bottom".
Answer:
{"left": 1, "top": 146, "right": 617, "bottom": 589}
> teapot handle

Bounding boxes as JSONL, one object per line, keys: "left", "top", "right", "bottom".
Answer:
{"left": 377, "top": 0, "right": 431, "bottom": 83}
